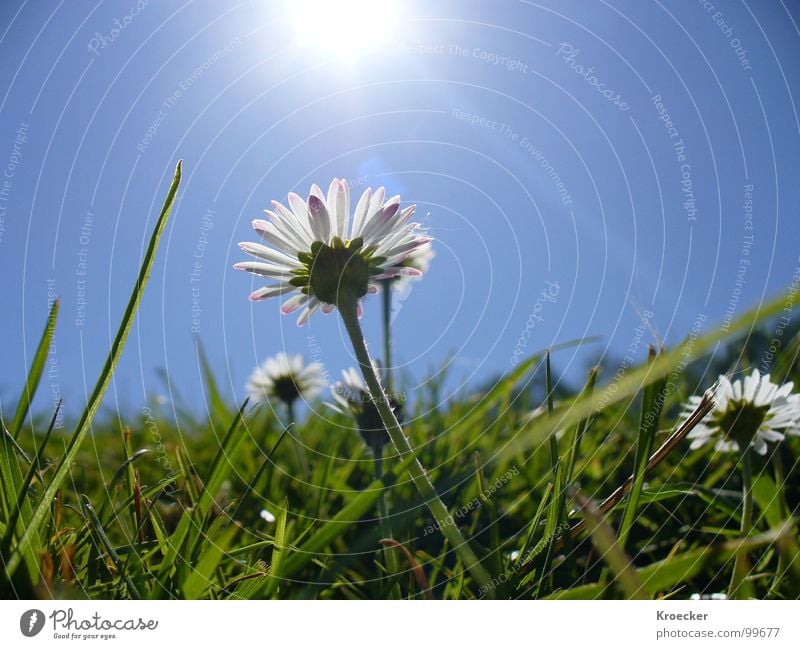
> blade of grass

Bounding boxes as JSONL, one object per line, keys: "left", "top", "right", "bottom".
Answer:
{"left": 81, "top": 495, "right": 141, "bottom": 599}
{"left": 10, "top": 298, "right": 60, "bottom": 439}
{"left": 535, "top": 351, "right": 562, "bottom": 597}
{"left": 474, "top": 452, "right": 502, "bottom": 586}
{"left": 571, "top": 488, "right": 649, "bottom": 599}
{"left": 1, "top": 402, "right": 60, "bottom": 552}
{"left": 262, "top": 497, "right": 289, "bottom": 598}
{"left": 564, "top": 366, "right": 599, "bottom": 487}
{"left": 618, "top": 346, "right": 667, "bottom": 550}
{"left": 182, "top": 521, "right": 239, "bottom": 599}
{"left": 5, "top": 161, "right": 182, "bottom": 579}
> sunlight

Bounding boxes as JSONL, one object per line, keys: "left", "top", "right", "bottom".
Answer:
{"left": 287, "top": 0, "right": 398, "bottom": 56}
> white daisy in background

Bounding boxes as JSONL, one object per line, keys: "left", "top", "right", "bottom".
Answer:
{"left": 684, "top": 369, "right": 800, "bottom": 455}
{"left": 246, "top": 352, "right": 327, "bottom": 407}
{"left": 330, "top": 365, "right": 402, "bottom": 455}
{"left": 235, "top": 178, "right": 431, "bottom": 325}
{"left": 387, "top": 241, "right": 435, "bottom": 291}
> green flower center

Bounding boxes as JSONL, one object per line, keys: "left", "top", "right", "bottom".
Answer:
{"left": 290, "top": 237, "right": 386, "bottom": 308}
{"left": 716, "top": 401, "right": 769, "bottom": 449}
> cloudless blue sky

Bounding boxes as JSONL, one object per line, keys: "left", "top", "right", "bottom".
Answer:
{"left": 1, "top": 0, "right": 799, "bottom": 425}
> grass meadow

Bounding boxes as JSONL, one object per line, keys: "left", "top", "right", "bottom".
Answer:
{"left": 2, "top": 163, "right": 799, "bottom": 601}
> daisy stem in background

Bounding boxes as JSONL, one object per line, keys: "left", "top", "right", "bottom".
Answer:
{"left": 338, "top": 298, "right": 495, "bottom": 595}
{"left": 373, "top": 450, "right": 401, "bottom": 597}
{"left": 285, "top": 400, "right": 310, "bottom": 477}
{"left": 380, "top": 278, "right": 394, "bottom": 392}
{"left": 729, "top": 447, "right": 753, "bottom": 599}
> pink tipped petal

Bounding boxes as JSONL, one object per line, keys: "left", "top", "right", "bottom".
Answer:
{"left": 234, "top": 261, "right": 294, "bottom": 279}
{"left": 397, "top": 205, "right": 416, "bottom": 224}
{"left": 357, "top": 302, "right": 363, "bottom": 319}
{"left": 287, "top": 192, "right": 308, "bottom": 219}
{"left": 310, "top": 183, "right": 325, "bottom": 202}
{"left": 308, "top": 195, "right": 331, "bottom": 241}
{"left": 297, "top": 300, "right": 321, "bottom": 326}
{"left": 280, "top": 293, "right": 308, "bottom": 315}
{"left": 249, "top": 289, "right": 271, "bottom": 301}
{"left": 397, "top": 266, "right": 423, "bottom": 276}
{"left": 321, "top": 303, "right": 335, "bottom": 314}
{"left": 239, "top": 241, "right": 300, "bottom": 266}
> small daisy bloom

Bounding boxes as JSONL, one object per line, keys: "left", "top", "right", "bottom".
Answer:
{"left": 685, "top": 370, "right": 800, "bottom": 455}
{"left": 330, "top": 366, "right": 403, "bottom": 455}
{"left": 235, "top": 178, "right": 431, "bottom": 325}
{"left": 247, "top": 352, "right": 327, "bottom": 407}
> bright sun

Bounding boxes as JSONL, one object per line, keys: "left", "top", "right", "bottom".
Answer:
{"left": 287, "top": 0, "right": 399, "bottom": 56}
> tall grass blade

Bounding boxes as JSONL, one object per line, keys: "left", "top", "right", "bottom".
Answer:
{"left": 10, "top": 298, "right": 60, "bottom": 439}
{"left": 5, "top": 161, "right": 182, "bottom": 579}
{"left": 618, "top": 346, "right": 667, "bottom": 550}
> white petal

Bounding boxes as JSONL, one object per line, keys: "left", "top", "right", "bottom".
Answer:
{"left": 239, "top": 241, "right": 301, "bottom": 267}
{"left": 308, "top": 195, "right": 331, "bottom": 242}
{"left": 351, "top": 187, "right": 372, "bottom": 237}
{"left": 336, "top": 179, "right": 349, "bottom": 238}
{"left": 249, "top": 283, "right": 294, "bottom": 301}
{"left": 297, "top": 298, "right": 321, "bottom": 326}
{"left": 233, "top": 261, "right": 294, "bottom": 280}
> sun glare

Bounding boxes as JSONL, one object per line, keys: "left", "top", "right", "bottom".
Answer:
{"left": 287, "top": 0, "right": 398, "bottom": 56}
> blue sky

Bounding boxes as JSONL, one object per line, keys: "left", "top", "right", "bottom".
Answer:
{"left": 1, "top": 0, "right": 799, "bottom": 423}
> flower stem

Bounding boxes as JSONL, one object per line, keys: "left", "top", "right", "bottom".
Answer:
{"left": 729, "top": 447, "right": 753, "bottom": 599}
{"left": 286, "top": 401, "right": 309, "bottom": 478}
{"left": 767, "top": 451, "right": 788, "bottom": 599}
{"left": 380, "top": 279, "right": 394, "bottom": 392}
{"left": 339, "top": 299, "right": 495, "bottom": 595}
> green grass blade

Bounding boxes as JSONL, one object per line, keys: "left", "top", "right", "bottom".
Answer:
{"left": 571, "top": 488, "right": 648, "bottom": 599}
{"left": 0, "top": 426, "right": 40, "bottom": 584}
{"left": 1, "top": 402, "right": 60, "bottom": 554}
{"left": 5, "top": 161, "right": 182, "bottom": 579}
{"left": 81, "top": 495, "right": 142, "bottom": 599}
{"left": 564, "top": 366, "right": 598, "bottom": 486}
{"left": 196, "top": 341, "right": 230, "bottom": 422}
{"left": 618, "top": 347, "right": 666, "bottom": 550}
{"left": 263, "top": 497, "right": 289, "bottom": 598}
{"left": 182, "top": 521, "right": 239, "bottom": 599}
{"left": 10, "top": 299, "right": 60, "bottom": 439}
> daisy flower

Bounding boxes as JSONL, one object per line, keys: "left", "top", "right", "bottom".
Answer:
{"left": 246, "top": 352, "right": 327, "bottom": 407}
{"left": 384, "top": 240, "right": 435, "bottom": 292}
{"left": 684, "top": 370, "right": 800, "bottom": 455}
{"left": 235, "top": 178, "right": 431, "bottom": 325}
{"left": 330, "top": 366, "right": 403, "bottom": 455}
